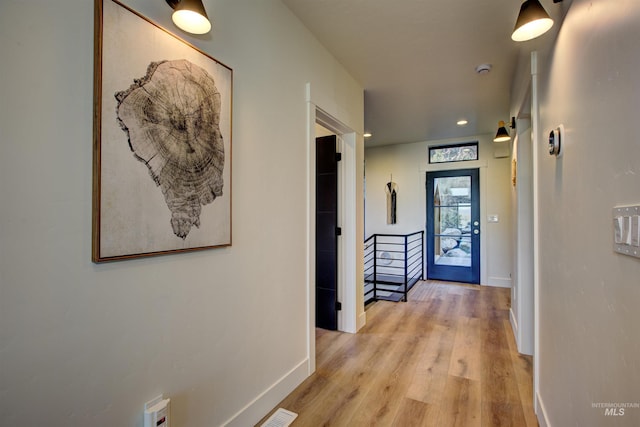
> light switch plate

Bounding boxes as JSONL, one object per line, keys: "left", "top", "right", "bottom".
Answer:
{"left": 613, "top": 206, "right": 640, "bottom": 258}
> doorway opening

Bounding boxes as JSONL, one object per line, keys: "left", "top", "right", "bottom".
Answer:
{"left": 306, "top": 103, "right": 361, "bottom": 374}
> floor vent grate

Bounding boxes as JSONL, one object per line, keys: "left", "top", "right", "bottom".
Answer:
{"left": 260, "top": 408, "right": 298, "bottom": 427}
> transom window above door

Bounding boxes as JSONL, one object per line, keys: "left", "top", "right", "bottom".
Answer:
{"left": 428, "top": 142, "right": 478, "bottom": 164}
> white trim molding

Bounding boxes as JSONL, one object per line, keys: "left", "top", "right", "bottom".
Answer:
{"left": 223, "top": 359, "right": 309, "bottom": 427}
{"left": 486, "top": 276, "right": 512, "bottom": 288}
{"left": 536, "top": 391, "right": 552, "bottom": 427}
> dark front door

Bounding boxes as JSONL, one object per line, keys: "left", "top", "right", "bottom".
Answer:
{"left": 426, "top": 168, "right": 480, "bottom": 284}
{"left": 316, "top": 135, "right": 339, "bottom": 330}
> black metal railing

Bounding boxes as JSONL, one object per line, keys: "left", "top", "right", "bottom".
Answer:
{"left": 364, "top": 231, "right": 424, "bottom": 303}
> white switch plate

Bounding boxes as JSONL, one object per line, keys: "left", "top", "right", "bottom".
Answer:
{"left": 613, "top": 206, "right": 640, "bottom": 258}
{"left": 488, "top": 214, "right": 499, "bottom": 223}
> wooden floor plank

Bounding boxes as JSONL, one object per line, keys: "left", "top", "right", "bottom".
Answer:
{"left": 347, "top": 334, "right": 425, "bottom": 425}
{"left": 293, "top": 334, "right": 388, "bottom": 425}
{"left": 459, "top": 286, "right": 481, "bottom": 318}
{"left": 436, "top": 375, "right": 481, "bottom": 427}
{"left": 390, "top": 398, "right": 434, "bottom": 427}
{"left": 480, "top": 289, "right": 529, "bottom": 427}
{"left": 256, "top": 281, "right": 538, "bottom": 427}
{"left": 406, "top": 323, "right": 456, "bottom": 406}
{"left": 503, "top": 319, "right": 537, "bottom": 427}
{"left": 315, "top": 328, "right": 353, "bottom": 368}
{"left": 448, "top": 316, "right": 482, "bottom": 381}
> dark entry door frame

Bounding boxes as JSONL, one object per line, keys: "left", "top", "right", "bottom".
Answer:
{"left": 426, "top": 168, "right": 481, "bottom": 284}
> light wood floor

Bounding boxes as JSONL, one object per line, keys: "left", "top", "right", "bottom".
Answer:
{"left": 258, "top": 281, "right": 537, "bottom": 426}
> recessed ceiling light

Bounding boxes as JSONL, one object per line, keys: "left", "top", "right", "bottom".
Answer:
{"left": 363, "top": 132, "right": 372, "bottom": 138}
{"left": 457, "top": 119, "right": 468, "bottom": 126}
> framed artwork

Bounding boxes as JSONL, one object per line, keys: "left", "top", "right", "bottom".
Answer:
{"left": 93, "top": 0, "right": 232, "bottom": 262}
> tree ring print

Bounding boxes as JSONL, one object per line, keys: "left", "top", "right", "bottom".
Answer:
{"left": 115, "top": 59, "right": 225, "bottom": 239}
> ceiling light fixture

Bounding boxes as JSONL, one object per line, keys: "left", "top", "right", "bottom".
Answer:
{"left": 457, "top": 120, "right": 468, "bottom": 126}
{"left": 511, "top": 0, "right": 563, "bottom": 42}
{"left": 475, "top": 64, "right": 492, "bottom": 75}
{"left": 493, "top": 117, "right": 516, "bottom": 142}
{"left": 363, "top": 132, "right": 372, "bottom": 138}
{"left": 166, "top": 0, "right": 211, "bottom": 35}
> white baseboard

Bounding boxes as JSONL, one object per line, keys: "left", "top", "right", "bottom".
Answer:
{"left": 509, "top": 307, "right": 518, "bottom": 339}
{"left": 486, "top": 276, "right": 512, "bottom": 288}
{"left": 357, "top": 310, "right": 366, "bottom": 331}
{"left": 536, "top": 391, "right": 551, "bottom": 427}
{"left": 223, "top": 358, "right": 309, "bottom": 427}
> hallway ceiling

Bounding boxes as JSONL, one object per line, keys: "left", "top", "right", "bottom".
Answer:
{"left": 282, "top": 0, "right": 532, "bottom": 147}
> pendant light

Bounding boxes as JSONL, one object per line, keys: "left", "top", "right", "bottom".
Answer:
{"left": 166, "top": 0, "right": 211, "bottom": 35}
{"left": 511, "top": 0, "right": 553, "bottom": 42}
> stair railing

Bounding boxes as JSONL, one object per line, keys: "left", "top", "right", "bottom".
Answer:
{"left": 364, "top": 231, "right": 424, "bottom": 303}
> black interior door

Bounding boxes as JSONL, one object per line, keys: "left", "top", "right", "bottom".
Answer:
{"left": 316, "top": 135, "right": 338, "bottom": 330}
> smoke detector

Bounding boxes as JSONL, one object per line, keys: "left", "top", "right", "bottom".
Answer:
{"left": 475, "top": 63, "right": 492, "bottom": 74}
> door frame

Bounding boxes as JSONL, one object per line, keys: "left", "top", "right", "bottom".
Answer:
{"left": 421, "top": 157, "right": 489, "bottom": 286}
{"left": 510, "top": 92, "right": 534, "bottom": 357}
{"left": 507, "top": 50, "right": 540, "bottom": 413}
{"left": 426, "top": 168, "right": 481, "bottom": 284}
{"left": 531, "top": 50, "right": 542, "bottom": 413}
{"left": 305, "top": 85, "right": 364, "bottom": 374}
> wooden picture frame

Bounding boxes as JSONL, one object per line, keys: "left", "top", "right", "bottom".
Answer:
{"left": 93, "top": 0, "right": 232, "bottom": 262}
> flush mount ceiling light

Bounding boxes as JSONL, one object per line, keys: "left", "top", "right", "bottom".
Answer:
{"left": 493, "top": 118, "right": 516, "bottom": 142}
{"left": 511, "top": 0, "right": 562, "bottom": 42}
{"left": 457, "top": 119, "right": 468, "bottom": 126}
{"left": 166, "top": 0, "right": 211, "bottom": 35}
{"left": 363, "top": 132, "right": 372, "bottom": 138}
{"left": 475, "top": 64, "right": 492, "bottom": 75}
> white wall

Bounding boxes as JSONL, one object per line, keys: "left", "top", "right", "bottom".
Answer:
{"left": 518, "top": 0, "right": 640, "bottom": 425}
{"left": 364, "top": 135, "right": 513, "bottom": 287}
{"left": 0, "top": 1, "right": 363, "bottom": 426}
